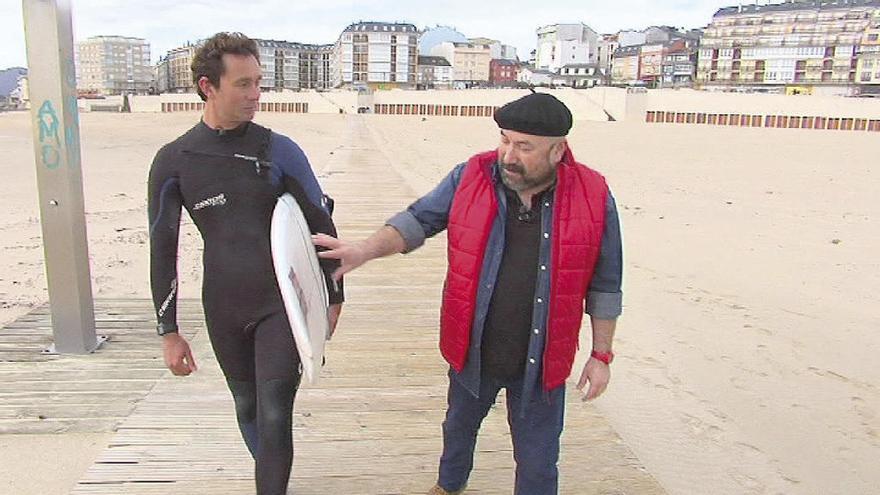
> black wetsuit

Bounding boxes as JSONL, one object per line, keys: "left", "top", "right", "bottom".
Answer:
{"left": 148, "top": 121, "right": 342, "bottom": 495}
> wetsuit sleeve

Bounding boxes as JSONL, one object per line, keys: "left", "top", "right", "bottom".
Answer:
{"left": 271, "top": 134, "right": 345, "bottom": 305}
{"left": 148, "top": 145, "right": 183, "bottom": 333}
{"left": 586, "top": 189, "right": 623, "bottom": 319}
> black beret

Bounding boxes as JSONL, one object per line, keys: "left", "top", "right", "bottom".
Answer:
{"left": 493, "top": 93, "right": 573, "bottom": 137}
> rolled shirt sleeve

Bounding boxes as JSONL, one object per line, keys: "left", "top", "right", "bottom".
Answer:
{"left": 586, "top": 190, "right": 623, "bottom": 319}
{"left": 386, "top": 210, "right": 428, "bottom": 253}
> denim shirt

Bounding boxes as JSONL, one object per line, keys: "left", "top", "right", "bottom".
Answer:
{"left": 387, "top": 160, "right": 623, "bottom": 413}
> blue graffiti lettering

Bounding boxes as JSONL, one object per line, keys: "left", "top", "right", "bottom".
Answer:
{"left": 41, "top": 144, "right": 60, "bottom": 169}
{"left": 36, "top": 100, "right": 64, "bottom": 169}
{"left": 37, "top": 100, "right": 61, "bottom": 145}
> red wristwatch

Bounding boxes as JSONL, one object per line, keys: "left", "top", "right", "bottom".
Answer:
{"left": 590, "top": 350, "right": 614, "bottom": 365}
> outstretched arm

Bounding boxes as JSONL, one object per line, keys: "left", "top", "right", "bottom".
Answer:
{"left": 312, "top": 225, "right": 407, "bottom": 281}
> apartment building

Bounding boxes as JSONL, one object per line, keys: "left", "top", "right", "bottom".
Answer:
{"left": 611, "top": 45, "right": 641, "bottom": 84}
{"left": 417, "top": 55, "right": 454, "bottom": 89}
{"left": 298, "top": 44, "right": 333, "bottom": 90}
{"left": 639, "top": 44, "right": 665, "bottom": 86}
{"left": 257, "top": 40, "right": 301, "bottom": 91}
{"left": 597, "top": 34, "right": 619, "bottom": 71}
{"left": 431, "top": 41, "right": 491, "bottom": 87}
{"left": 697, "top": 0, "right": 880, "bottom": 94}
{"left": 75, "top": 36, "right": 153, "bottom": 95}
{"left": 333, "top": 22, "right": 419, "bottom": 89}
{"left": 661, "top": 39, "right": 699, "bottom": 87}
{"left": 855, "top": 23, "right": 880, "bottom": 92}
{"left": 257, "top": 40, "right": 333, "bottom": 91}
{"left": 156, "top": 44, "right": 198, "bottom": 94}
{"left": 157, "top": 38, "right": 331, "bottom": 94}
{"left": 535, "top": 23, "right": 600, "bottom": 72}
{"left": 490, "top": 59, "right": 520, "bottom": 86}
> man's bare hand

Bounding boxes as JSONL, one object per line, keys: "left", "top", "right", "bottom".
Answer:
{"left": 313, "top": 234, "right": 370, "bottom": 281}
{"left": 576, "top": 357, "right": 610, "bottom": 401}
{"left": 162, "top": 333, "right": 198, "bottom": 376}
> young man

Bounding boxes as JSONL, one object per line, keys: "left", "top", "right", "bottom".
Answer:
{"left": 314, "top": 92, "right": 622, "bottom": 495}
{"left": 148, "top": 32, "right": 343, "bottom": 495}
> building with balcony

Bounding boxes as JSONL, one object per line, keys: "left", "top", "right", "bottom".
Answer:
{"left": 697, "top": 0, "right": 880, "bottom": 94}
{"left": 298, "top": 44, "right": 333, "bottom": 90}
{"left": 257, "top": 39, "right": 302, "bottom": 91}
{"left": 75, "top": 36, "right": 153, "bottom": 95}
{"left": 257, "top": 40, "right": 333, "bottom": 91}
{"left": 855, "top": 22, "right": 880, "bottom": 92}
{"left": 333, "top": 22, "right": 419, "bottom": 89}
{"left": 157, "top": 38, "right": 332, "bottom": 94}
{"left": 156, "top": 43, "right": 198, "bottom": 94}
{"left": 661, "top": 39, "right": 699, "bottom": 87}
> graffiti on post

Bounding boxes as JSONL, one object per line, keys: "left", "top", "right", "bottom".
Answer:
{"left": 37, "top": 100, "right": 62, "bottom": 169}
{"left": 64, "top": 95, "right": 81, "bottom": 168}
{"left": 60, "top": 58, "right": 82, "bottom": 169}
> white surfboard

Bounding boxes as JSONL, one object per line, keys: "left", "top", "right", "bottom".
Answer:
{"left": 270, "top": 193, "right": 330, "bottom": 385}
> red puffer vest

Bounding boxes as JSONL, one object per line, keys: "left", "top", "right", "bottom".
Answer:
{"left": 440, "top": 148, "right": 607, "bottom": 390}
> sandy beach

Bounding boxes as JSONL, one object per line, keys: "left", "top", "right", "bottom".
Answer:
{"left": 0, "top": 95, "right": 878, "bottom": 494}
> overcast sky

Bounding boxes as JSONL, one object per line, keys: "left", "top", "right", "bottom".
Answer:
{"left": 1, "top": 1, "right": 733, "bottom": 69}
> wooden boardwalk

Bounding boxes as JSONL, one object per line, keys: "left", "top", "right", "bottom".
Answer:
{"left": 2, "top": 117, "right": 664, "bottom": 494}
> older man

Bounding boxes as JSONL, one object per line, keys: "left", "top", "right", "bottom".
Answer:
{"left": 314, "top": 92, "right": 622, "bottom": 495}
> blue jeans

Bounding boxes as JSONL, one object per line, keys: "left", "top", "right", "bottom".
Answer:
{"left": 437, "top": 370, "right": 566, "bottom": 495}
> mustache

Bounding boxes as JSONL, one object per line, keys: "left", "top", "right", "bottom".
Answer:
{"left": 501, "top": 162, "right": 525, "bottom": 175}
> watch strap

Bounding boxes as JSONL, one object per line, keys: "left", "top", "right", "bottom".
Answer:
{"left": 590, "top": 349, "right": 614, "bottom": 365}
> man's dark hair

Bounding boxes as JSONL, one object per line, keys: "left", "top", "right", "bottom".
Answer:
{"left": 191, "top": 32, "right": 260, "bottom": 101}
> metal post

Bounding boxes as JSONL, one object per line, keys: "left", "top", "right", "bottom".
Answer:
{"left": 22, "top": 0, "right": 104, "bottom": 354}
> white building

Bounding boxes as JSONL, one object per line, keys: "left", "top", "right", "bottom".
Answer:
{"left": 535, "top": 23, "right": 600, "bottom": 72}
{"left": 333, "top": 22, "right": 419, "bottom": 89}
{"left": 518, "top": 65, "right": 554, "bottom": 86}
{"left": 417, "top": 55, "right": 454, "bottom": 89}
{"left": 597, "top": 34, "right": 619, "bottom": 70}
{"left": 75, "top": 36, "right": 153, "bottom": 95}
{"left": 557, "top": 64, "right": 605, "bottom": 87}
